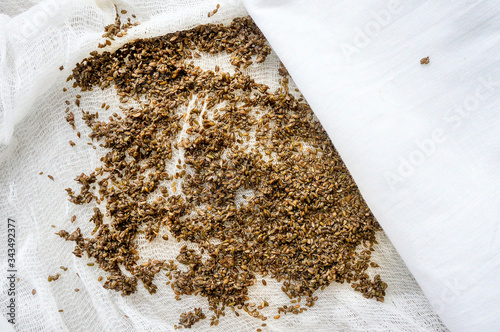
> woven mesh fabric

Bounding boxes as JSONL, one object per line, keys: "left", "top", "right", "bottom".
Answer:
{"left": 0, "top": 0, "right": 447, "bottom": 331}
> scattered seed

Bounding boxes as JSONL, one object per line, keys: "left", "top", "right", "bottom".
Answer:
{"left": 57, "top": 15, "right": 385, "bottom": 330}
{"left": 178, "top": 308, "right": 206, "bottom": 328}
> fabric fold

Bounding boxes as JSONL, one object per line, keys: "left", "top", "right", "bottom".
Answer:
{"left": 242, "top": 1, "right": 500, "bottom": 331}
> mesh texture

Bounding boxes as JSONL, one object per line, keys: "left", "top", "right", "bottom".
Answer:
{"left": 0, "top": 0, "right": 447, "bottom": 331}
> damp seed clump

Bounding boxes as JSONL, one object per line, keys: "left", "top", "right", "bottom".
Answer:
{"left": 57, "top": 16, "right": 386, "bottom": 328}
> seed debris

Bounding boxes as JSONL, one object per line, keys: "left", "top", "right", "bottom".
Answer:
{"left": 178, "top": 307, "right": 206, "bottom": 328}
{"left": 208, "top": 4, "right": 220, "bottom": 17}
{"left": 57, "top": 16, "right": 386, "bottom": 329}
{"left": 48, "top": 273, "right": 61, "bottom": 282}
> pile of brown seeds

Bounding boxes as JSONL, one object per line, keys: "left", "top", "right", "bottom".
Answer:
{"left": 58, "top": 16, "right": 386, "bottom": 328}
{"left": 177, "top": 308, "right": 206, "bottom": 329}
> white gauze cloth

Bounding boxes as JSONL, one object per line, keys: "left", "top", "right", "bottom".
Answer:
{"left": 0, "top": 0, "right": 454, "bottom": 331}
{"left": 243, "top": 0, "right": 500, "bottom": 331}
